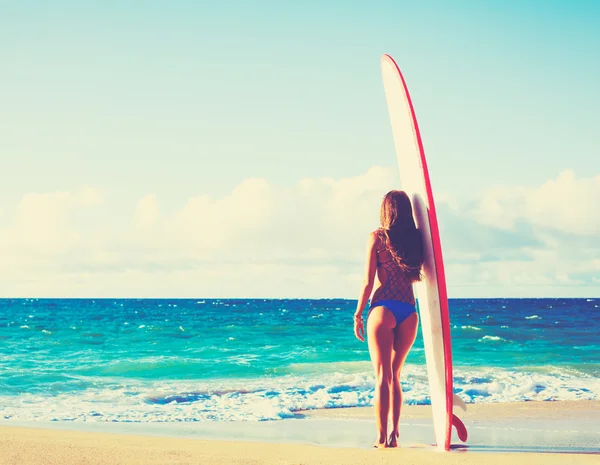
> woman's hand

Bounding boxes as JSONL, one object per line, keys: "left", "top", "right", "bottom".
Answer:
{"left": 354, "top": 232, "right": 377, "bottom": 343}
{"left": 354, "top": 314, "right": 365, "bottom": 342}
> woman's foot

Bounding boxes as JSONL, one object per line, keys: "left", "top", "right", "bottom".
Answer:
{"left": 387, "top": 431, "right": 399, "bottom": 448}
{"left": 373, "top": 433, "right": 388, "bottom": 448}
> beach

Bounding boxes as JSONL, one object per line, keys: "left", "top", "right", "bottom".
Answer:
{"left": 1, "top": 400, "right": 598, "bottom": 464}
{"left": 3, "top": 0, "right": 599, "bottom": 460}
{"left": 2, "top": 298, "right": 598, "bottom": 463}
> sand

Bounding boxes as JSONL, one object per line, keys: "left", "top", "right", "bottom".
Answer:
{"left": 1, "top": 401, "right": 598, "bottom": 465}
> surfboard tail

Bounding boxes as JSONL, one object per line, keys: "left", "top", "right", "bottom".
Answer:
{"left": 448, "top": 395, "right": 468, "bottom": 448}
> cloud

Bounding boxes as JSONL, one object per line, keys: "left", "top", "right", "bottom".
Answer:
{"left": 0, "top": 167, "right": 398, "bottom": 297}
{"left": 441, "top": 170, "right": 600, "bottom": 296}
{"left": 0, "top": 187, "right": 105, "bottom": 268}
{"left": 473, "top": 170, "right": 600, "bottom": 236}
{"left": 132, "top": 194, "right": 160, "bottom": 230}
{"left": 0, "top": 168, "right": 598, "bottom": 298}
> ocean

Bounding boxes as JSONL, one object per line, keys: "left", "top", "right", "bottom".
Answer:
{"left": 0, "top": 298, "right": 598, "bottom": 423}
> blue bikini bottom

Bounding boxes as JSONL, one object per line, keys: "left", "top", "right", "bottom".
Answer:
{"left": 369, "top": 300, "right": 417, "bottom": 327}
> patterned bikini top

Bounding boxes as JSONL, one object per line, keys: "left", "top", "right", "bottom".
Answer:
{"left": 374, "top": 230, "right": 415, "bottom": 305}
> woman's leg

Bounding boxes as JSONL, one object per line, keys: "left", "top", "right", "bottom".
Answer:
{"left": 388, "top": 312, "right": 419, "bottom": 447}
{"left": 367, "top": 306, "right": 396, "bottom": 447}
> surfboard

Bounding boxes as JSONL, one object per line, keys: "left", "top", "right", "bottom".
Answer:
{"left": 380, "top": 54, "right": 467, "bottom": 451}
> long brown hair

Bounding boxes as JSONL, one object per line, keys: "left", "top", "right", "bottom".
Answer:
{"left": 379, "top": 190, "right": 423, "bottom": 282}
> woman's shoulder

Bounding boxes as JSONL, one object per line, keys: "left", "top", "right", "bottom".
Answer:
{"left": 368, "top": 229, "right": 385, "bottom": 249}
{"left": 369, "top": 228, "right": 383, "bottom": 240}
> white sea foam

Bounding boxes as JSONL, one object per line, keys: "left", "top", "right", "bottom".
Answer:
{"left": 525, "top": 315, "right": 541, "bottom": 320}
{"left": 1, "top": 364, "right": 597, "bottom": 423}
{"left": 479, "top": 335, "right": 507, "bottom": 342}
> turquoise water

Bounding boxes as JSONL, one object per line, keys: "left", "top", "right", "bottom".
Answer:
{"left": 0, "top": 298, "right": 598, "bottom": 422}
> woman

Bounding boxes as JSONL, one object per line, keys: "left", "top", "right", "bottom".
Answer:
{"left": 353, "top": 190, "right": 423, "bottom": 448}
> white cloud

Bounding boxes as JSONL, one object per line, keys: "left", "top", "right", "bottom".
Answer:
{"left": 0, "top": 168, "right": 598, "bottom": 298}
{"left": 132, "top": 194, "right": 160, "bottom": 231}
{"left": 474, "top": 170, "right": 600, "bottom": 236}
{"left": 442, "top": 170, "right": 600, "bottom": 296}
{"left": 0, "top": 167, "right": 397, "bottom": 297}
{"left": 0, "top": 187, "right": 105, "bottom": 267}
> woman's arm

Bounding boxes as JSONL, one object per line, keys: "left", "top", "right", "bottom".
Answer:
{"left": 353, "top": 232, "right": 378, "bottom": 341}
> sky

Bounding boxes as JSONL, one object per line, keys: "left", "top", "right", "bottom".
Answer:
{"left": 1, "top": 0, "right": 599, "bottom": 298}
